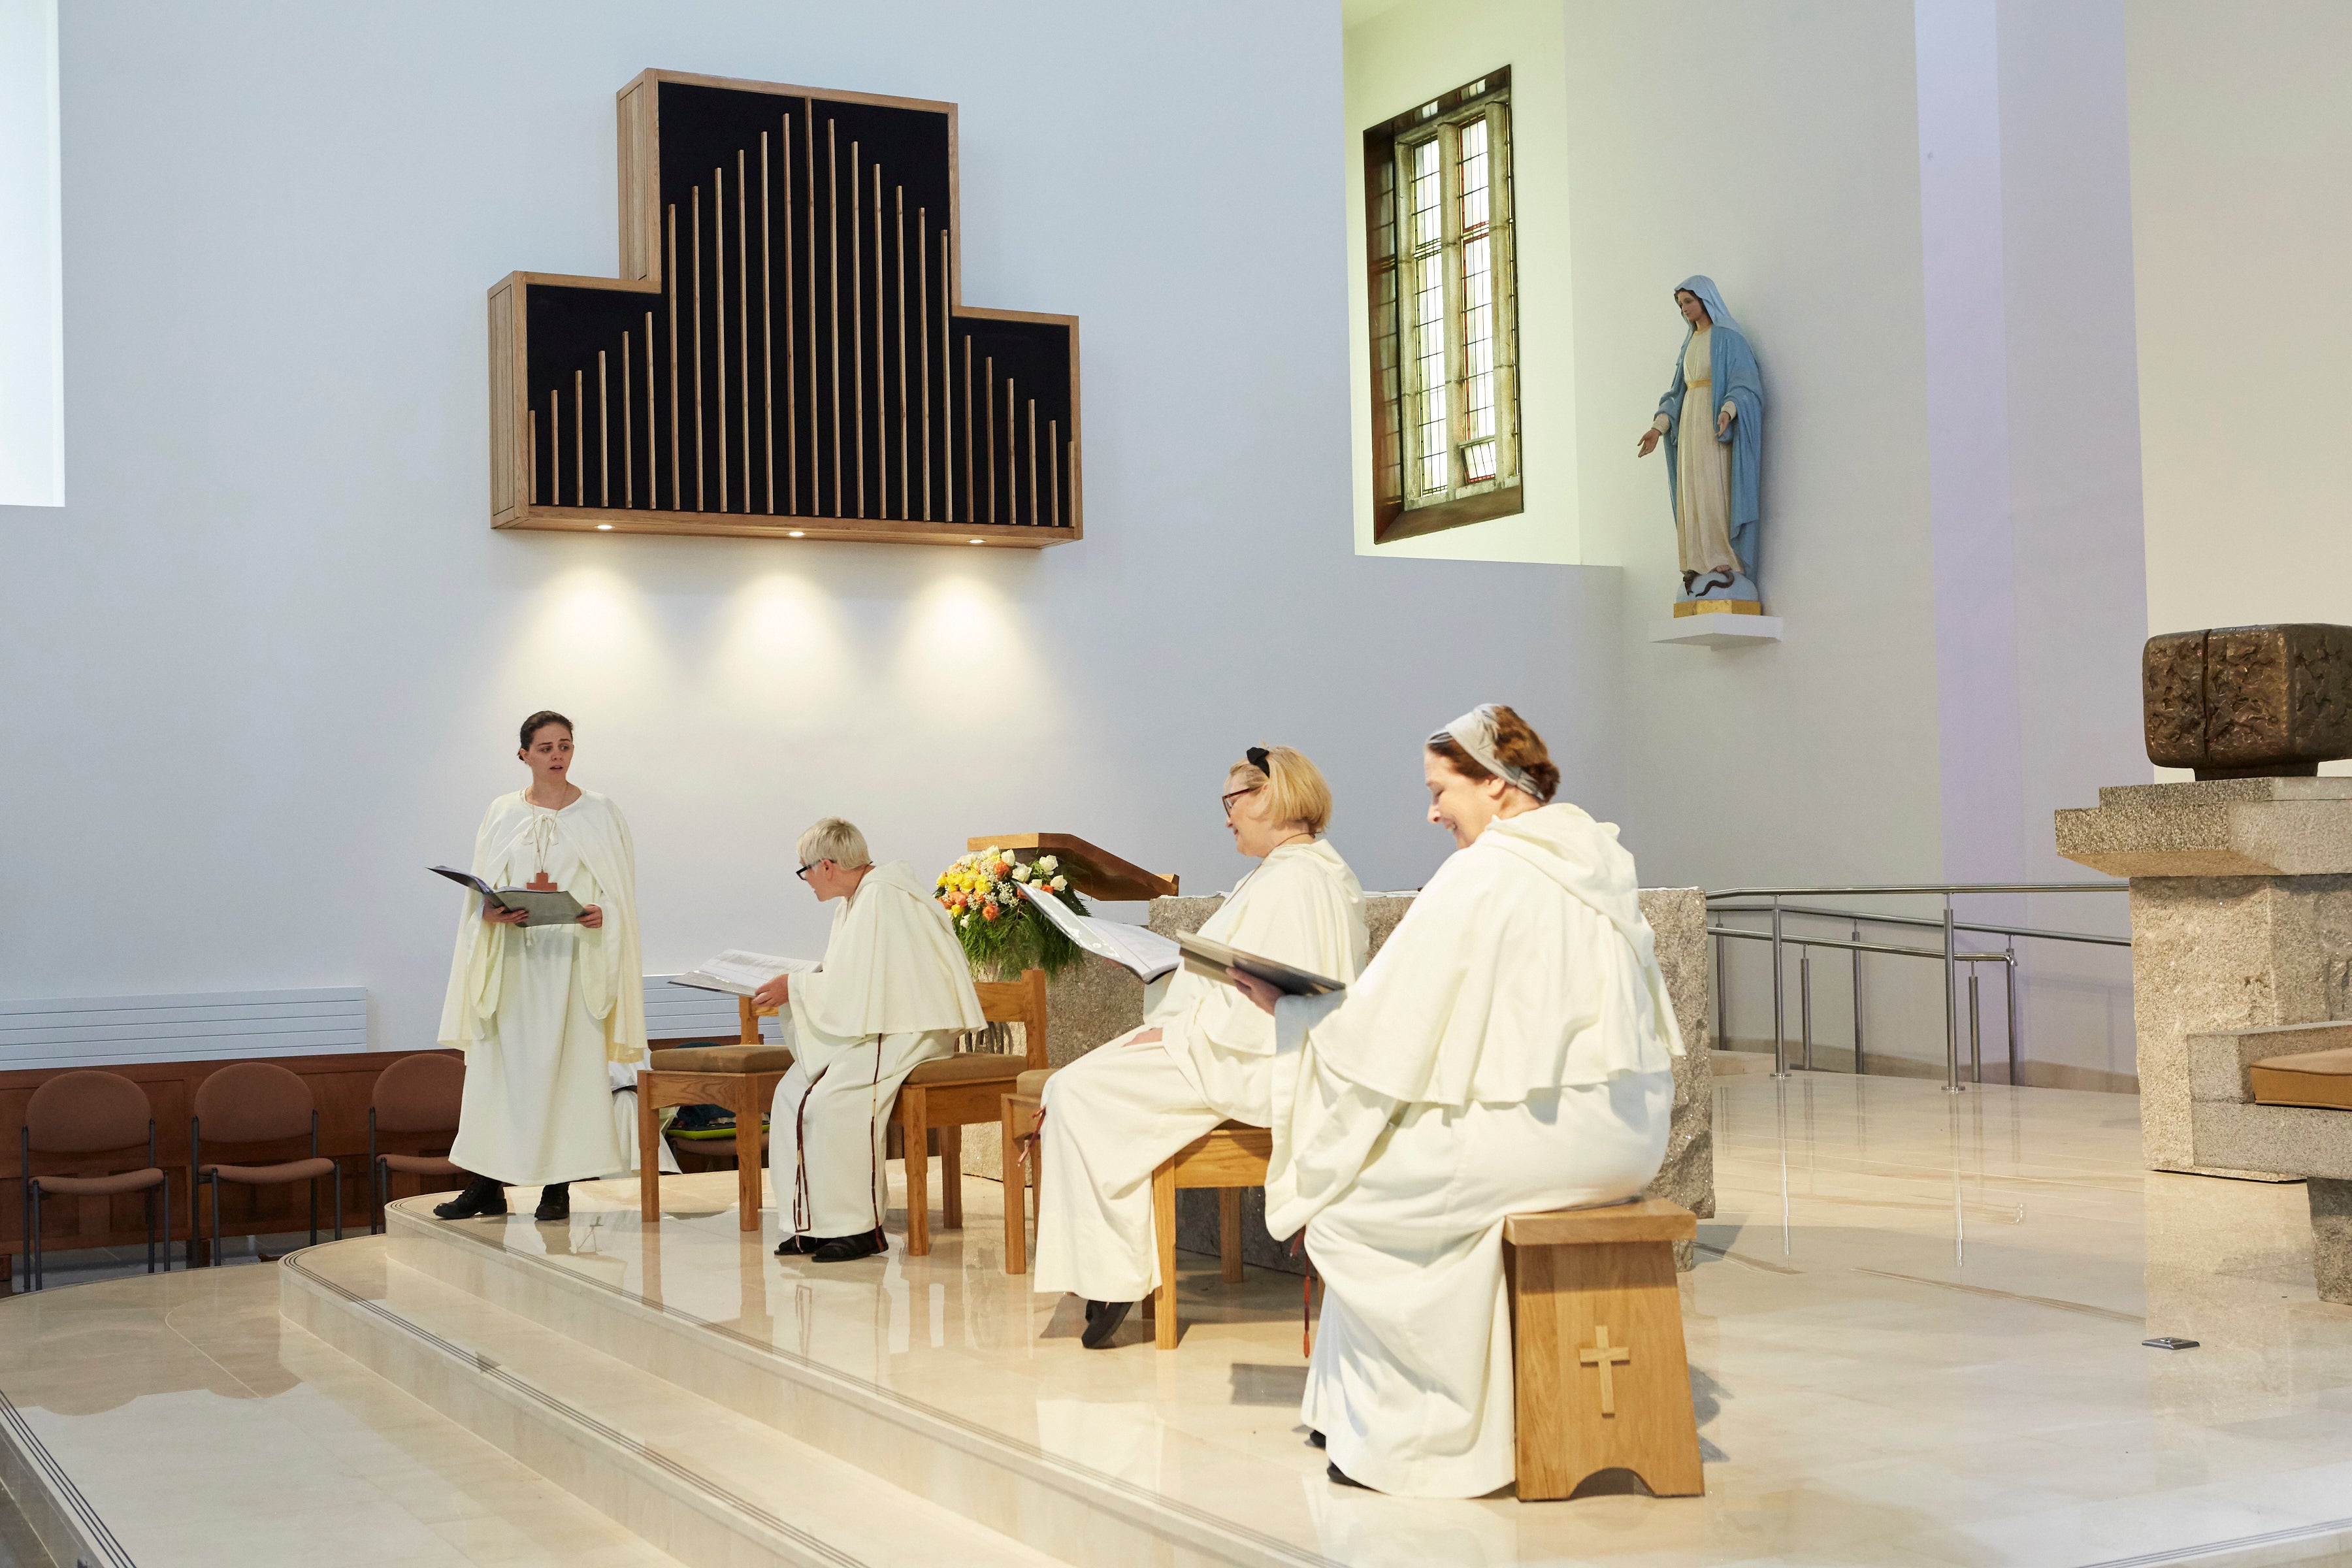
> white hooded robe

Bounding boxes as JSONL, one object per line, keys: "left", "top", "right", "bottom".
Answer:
{"left": 438, "top": 789, "right": 646, "bottom": 1188}
{"left": 1032, "top": 838, "right": 1367, "bottom": 1302}
{"left": 768, "top": 860, "right": 986, "bottom": 1241}
{"left": 1265, "top": 804, "right": 1682, "bottom": 1498}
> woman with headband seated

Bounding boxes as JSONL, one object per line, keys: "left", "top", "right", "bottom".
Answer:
{"left": 1232, "top": 704, "right": 1684, "bottom": 1497}
{"left": 1032, "top": 746, "right": 1367, "bottom": 1349}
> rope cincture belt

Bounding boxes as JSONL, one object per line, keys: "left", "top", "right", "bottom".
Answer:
{"left": 785, "top": 1047, "right": 887, "bottom": 1248}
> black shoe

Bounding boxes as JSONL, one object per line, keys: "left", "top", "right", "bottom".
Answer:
{"left": 1308, "top": 1429, "right": 1326, "bottom": 1449}
{"left": 775, "top": 1234, "right": 816, "bottom": 1256}
{"left": 534, "top": 1183, "right": 570, "bottom": 1222}
{"left": 433, "top": 1177, "right": 507, "bottom": 1220}
{"left": 809, "top": 1232, "right": 883, "bottom": 1263}
{"left": 1081, "top": 1299, "right": 1132, "bottom": 1349}
{"left": 1326, "top": 1462, "right": 1370, "bottom": 1490}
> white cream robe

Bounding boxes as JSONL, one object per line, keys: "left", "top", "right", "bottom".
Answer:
{"left": 1032, "top": 839, "right": 1367, "bottom": 1302}
{"left": 1266, "top": 804, "right": 1683, "bottom": 1498}
{"left": 769, "top": 860, "right": 986, "bottom": 1241}
{"left": 438, "top": 790, "right": 647, "bottom": 1187}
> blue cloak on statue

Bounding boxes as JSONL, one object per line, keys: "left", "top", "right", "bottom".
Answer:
{"left": 1656, "top": 275, "right": 1764, "bottom": 589}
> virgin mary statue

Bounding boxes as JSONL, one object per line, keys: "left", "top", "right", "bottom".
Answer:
{"left": 1637, "top": 276, "right": 1763, "bottom": 610}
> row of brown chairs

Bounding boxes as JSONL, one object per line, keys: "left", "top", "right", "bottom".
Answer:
{"left": 16, "top": 1054, "right": 470, "bottom": 1290}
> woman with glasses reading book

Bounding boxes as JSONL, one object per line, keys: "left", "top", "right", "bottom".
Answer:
{"left": 1232, "top": 706, "right": 1682, "bottom": 1497}
{"left": 1033, "top": 747, "right": 1367, "bottom": 1348}
{"left": 433, "top": 711, "right": 646, "bottom": 1224}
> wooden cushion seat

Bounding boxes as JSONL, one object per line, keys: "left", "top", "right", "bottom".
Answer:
{"left": 654, "top": 1045, "right": 796, "bottom": 1075}
{"left": 905, "top": 1054, "right": 1024, "bottom": 1086}
{"left": 33, "top": 1167, "right": 166, "bottom": 1198}
{"left": 1015, "top": 1067, "right": 1055, "bottom": 1098}
{"left": 2250, "top": 1047, "right": 2352, "bottom": 1110}
{"left": 201, "top": 1156, "right": 336, "bottom": 1184}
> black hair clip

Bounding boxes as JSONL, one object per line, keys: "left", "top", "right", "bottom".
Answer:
{"left": 1247, "top": 745, "right": 1273, "bottom": 776}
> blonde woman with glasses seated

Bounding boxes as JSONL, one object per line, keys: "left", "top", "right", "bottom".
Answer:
{"left": 1033, "top": 747, "right": 1367, "bottom": 1348}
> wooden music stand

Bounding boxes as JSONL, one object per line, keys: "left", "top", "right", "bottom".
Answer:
{"left": 962, "top": 834, "right": 1179, "bottom": 901}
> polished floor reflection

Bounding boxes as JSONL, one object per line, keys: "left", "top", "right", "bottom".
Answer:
{"left": 1, "top": 1075, "right": 2350, "bottom": 1567}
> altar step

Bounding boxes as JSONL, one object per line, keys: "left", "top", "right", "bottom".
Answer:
{"left": 306, "top": 1200, "right": 1319, "bottom": 1568}
{"left": 283, "top": 1233, "right": 1060, "bottom": 1568}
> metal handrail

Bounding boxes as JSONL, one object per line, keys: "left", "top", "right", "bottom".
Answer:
{"left": 1708, "top": 902, "right": 2131, "bottom": 949}
{"left": 1707, "top": 881, "right": 2125, "bottom": 897}
{"left": 1701, "top": 881, "right": 2130, "bottom": 1091}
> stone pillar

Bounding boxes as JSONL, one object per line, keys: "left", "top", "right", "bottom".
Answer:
{"left": 2310, "top": 1179, "right": 2352, "bottom": 1304}
{"left": 2055, "top": 777, "right": 2352, "bottom": 1177}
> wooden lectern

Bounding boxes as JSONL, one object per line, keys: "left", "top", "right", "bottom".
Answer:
{"left": 963, "top": 834, "right": 1179, "bottom": 901}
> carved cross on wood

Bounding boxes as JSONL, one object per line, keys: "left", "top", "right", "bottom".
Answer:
{"left": 525, "top": 871, "right": 559, "bottom": 892}
{"left": 1579, "top": 1325, "right": 1631, "bottom": 1417}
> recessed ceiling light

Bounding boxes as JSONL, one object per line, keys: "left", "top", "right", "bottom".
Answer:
{"left": 968, "top": 538, "right": 984, "bottom": 545}
{"left": 788, "top": 530, "right": 806, "bottom": 538}
{"left": 596, "top": 523, "right": 613, "bottom": 531}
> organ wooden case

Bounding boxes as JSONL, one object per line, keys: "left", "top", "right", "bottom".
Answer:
{"left": 489, "top": 71, "right": 1081, "bottom": 547}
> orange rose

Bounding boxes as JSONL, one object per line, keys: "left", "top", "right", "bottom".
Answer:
{"left": 982, "top": 902, "right": 1001, "bottom": 921}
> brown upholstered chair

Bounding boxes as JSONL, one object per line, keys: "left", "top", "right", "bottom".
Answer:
{"left": 893, "top": 968, "right": 1048, "bottom": 1257}
{"left": 20, "top": 1070, "right": 172, "bottom": 1290}
{"left": 190, "top": 1061, "right": 341, "bottom": 1264}
{"left": 368, "top": 1053, "right": 466, "bottom": 1232}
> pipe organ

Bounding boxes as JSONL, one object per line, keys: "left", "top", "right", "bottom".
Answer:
{"left": 489, "top": 71, "right": 1081, "bottom": 546}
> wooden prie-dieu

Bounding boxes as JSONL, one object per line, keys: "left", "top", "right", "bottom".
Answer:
{"left": 490, "top": 70, "right": 1081, "bottom": 548}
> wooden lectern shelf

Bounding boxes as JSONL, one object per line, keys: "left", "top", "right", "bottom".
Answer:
{"left": 965, "top": 833, "right": 1179, "bottom": 902}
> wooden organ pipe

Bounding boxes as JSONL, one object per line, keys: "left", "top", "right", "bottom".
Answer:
{"left": 714, "top": 166, "right": 728, "bottom": 514}
{"left": 692, "top": 186, "right": 705, "bottom": 512}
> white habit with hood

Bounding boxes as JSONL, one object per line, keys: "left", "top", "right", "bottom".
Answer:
{"left": 438, "top": 789, "right": 646, "bottom": 1187}
{"left": 769, "top": 860, "right": 986, "bottom": 1241}
{"left": 1266, "top": 803, "right": 1682, "bottom": 1499}
{"left": 1032, "top": 838, "right": 1367, "bottom": 1303}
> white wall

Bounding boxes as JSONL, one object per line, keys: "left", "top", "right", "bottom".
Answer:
{"left": 0, "top": 0, "right": 1622, "bottom": 1049}
{"left": 1341, "top": 0, "right": 1587, "bottom": 566}
{"left": 0, "top": 0, "right": 63, "bottom": 507}
{"left": 2127, "top": 1, "right": 2352, "bottom": 645}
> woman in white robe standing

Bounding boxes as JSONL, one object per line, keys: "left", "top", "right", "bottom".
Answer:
{"left": 753, "top": 818, "right": 985, "bottom": 1264}
{"left": 435, "top": 711, "right": 646, "bottom": 1224}
{"left": 1033, "top": 747, "right": 1367, "bottom": 1348}
{"left": 1235, "top": 705, "right": 1682, "bottom": 1497}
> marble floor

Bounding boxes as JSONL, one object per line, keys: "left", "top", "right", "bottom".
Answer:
{"left": 2, "top": 1075, "right": 2351, "bottom": 1567}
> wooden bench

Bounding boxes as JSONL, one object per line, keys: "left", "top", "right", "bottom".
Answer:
{"left": 1504, "top": 1198, "right": 1704, "bottom": 1500}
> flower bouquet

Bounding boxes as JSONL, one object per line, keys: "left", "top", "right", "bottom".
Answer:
{"left": 936, "top": 848, "right": 1088, "bottom": 978}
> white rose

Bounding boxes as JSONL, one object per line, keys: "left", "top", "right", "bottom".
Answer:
{"left": 1038, "top": 855, "right": 1058, "bottom": 873}
{"left": 1011, "top": 863, "right": 1032, "bottom": 883}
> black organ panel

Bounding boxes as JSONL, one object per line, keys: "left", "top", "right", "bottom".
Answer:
{"left": 488, "top": 71, "right": 1081, "bottom": 546}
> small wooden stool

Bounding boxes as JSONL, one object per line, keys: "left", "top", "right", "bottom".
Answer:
{"left": 636, "top": 1042, "right": 794, "bottom": 1231}
{"left": 1151, "top": 1120, "right": 1266, "bottom": 1349}
{"left": 1504, "top": 1198, "right": 1703, "bottom": 1500}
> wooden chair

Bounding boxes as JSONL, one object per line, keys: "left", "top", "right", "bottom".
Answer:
{"left": 998, "top": 1069, "right": 1054, "bottom": 1275}
{"left": 1148, "top": 1120, "right": 1266, "bottom": 1348}
{"left": 1503, "top": 1198, "right": 1704, "bottom": 1501}
{"left": 636, "top": 1019, "right": 796, "bottom": 1231}
{"left": 189, "top": 1062, "right": 341, "bottom": 1265}
{"left": 745, "top": 968, "right": 1047, "bottom": 1256}
{"left": 21, "top": 1071, "right": 171, "bottom": 1290}
{"left": 368, "top": 1053, "right": 465, "bottom": 1232}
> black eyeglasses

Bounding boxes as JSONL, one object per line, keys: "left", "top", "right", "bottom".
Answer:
{"left": 796, "top": 861, "right": 825, "bottom": 881}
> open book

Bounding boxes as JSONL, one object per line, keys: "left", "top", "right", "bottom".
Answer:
{"left": 1174, "top": 932, "right": 1346, "bottom": 997}
{"left": 1015, "top": 881, "right": 1181, "bottom": 983}
{"left": 429, "top": 864, "right": 585, "bottom": 926}
{"left": 669, "top": 951, "right": 821, "bottom": 997}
